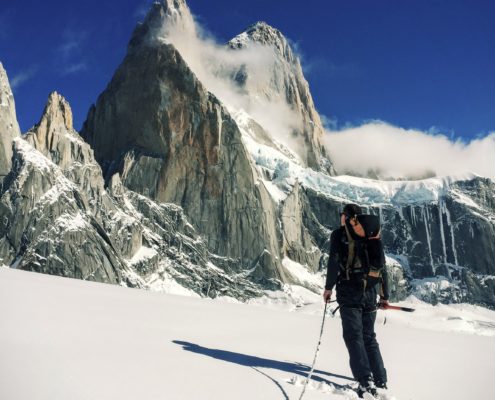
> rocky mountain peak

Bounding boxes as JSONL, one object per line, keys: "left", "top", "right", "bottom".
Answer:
{"left": 37, "top": 91, "right": 74, "bottom": 132}
{"left": 227, "top": 23, "right": 334, "bottom": 174}
{"left": 0, "top": 62, "right": 10, "bottom": 90}
{"left": 128, "top": 0, "right": 195, "bottom": 52}
{"left": 26, "top": 92, "right": 97, "bottom": 173}
{"left": 228, "top": 21, "right": 296, "bottom": 64}
{"left": 0, "top": 62, "right": 21, "bottom": 183}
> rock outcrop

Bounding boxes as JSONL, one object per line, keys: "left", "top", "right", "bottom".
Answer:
{"left": 0, "top": 63, "right": 21, "bottom": 187}
{"left": 0, "top": 92, "right": 125, "bottom": 282}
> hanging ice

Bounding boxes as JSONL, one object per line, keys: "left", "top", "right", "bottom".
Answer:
{"left": 443, "top": 201, "right": 459, "bottom": 265}
{"left": 423, "top": 205, "right": 435, "bottom": 274}
{"left": 438, "top": 200, "right": 447, "bottom": 264}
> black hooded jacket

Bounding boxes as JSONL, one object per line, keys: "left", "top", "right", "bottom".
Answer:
{"left": 324, "top": 226, "right": 389, "bottom": 300}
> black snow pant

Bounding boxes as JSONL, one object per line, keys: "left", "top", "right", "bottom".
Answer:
{"left": 336, "top": 279, "right": 387, "bottom": 384}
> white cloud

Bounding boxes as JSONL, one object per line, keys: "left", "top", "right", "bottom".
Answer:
{"left": 319, "top": 113, "right": 338, "bottom": 130}
{"left": 322, "top": 122, "right": 495, "bottom": 180}
{"left": 62, "top": 62, "right": 88, "bottom": 76}
{"left": 145, "top": 4, "right": 304, "bottom": 151}
{"left": 10, "top": 67, "right": 38, "bottom": 89}
{"left": 56, "top": 29, "right": 89, "bottom": 76}
{"left": 56, "top": 30, "right": 88, "bottom": 58}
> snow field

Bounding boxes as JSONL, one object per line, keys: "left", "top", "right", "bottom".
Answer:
{"left": 0, "top": 268, "right": 494, "bottom": 400}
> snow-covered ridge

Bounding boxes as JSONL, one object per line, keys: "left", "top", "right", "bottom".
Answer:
{"left": 13, "top": 137, "right": 55, "bottom": 173}
{"left": 234, "top": 109, "right": 484, "bottom": 206}
{"left": 323, "top": 173, "right": 481, "bottom": 205}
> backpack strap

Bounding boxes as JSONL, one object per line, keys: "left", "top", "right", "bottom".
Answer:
{"left": 344, "top": 223, "right": 362, "bottom": 280}
{"left": 343, "top": 224, "right": 353, "bottom": 280}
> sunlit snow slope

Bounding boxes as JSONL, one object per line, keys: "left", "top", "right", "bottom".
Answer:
{"left": 1, "top": 268, "right": 494, "bottom": 400}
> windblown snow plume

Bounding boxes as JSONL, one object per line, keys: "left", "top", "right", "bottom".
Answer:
{"left": 323, "top": 122, "right": 495, "bottom": 180}
{"left": 145, "top": 1, "right": 304, "bottom": 152}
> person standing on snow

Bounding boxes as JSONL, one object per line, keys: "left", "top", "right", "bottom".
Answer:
{"left": 323, "top": 203, "right": 389, "bottom": 399}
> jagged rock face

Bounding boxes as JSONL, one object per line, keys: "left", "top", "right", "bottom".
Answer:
{"left": 228, "top": 22, "right": 334, "bottom": 174}
{"left": 24, "top": 92, "right": 109, "bottom": 217}
{"left": 0, "top": 91, "right": 265, "bottom": 299}
{"left": 0, "top": 63, "right": 21, "bottom": 185}
{"left": 0, "top": 138, "right": 124, "bottom": 283}
{"left": 104, "top": 173, "right": 266, "bottom": 299}
{"left": 82, "top": 39, "right": 285, "bottom": 281}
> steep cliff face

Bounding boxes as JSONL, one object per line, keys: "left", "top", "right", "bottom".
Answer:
{"left": 0, "top": 90, "right": 264, "bottom": 299}
{"left": 82, "top": 1, "right": 285, "bottom": 282}
{"left": 0, "top": 63, "right": 21, "bottom": 186}
{"left": 227, "top": 22, "right": 334, "bottom": 174}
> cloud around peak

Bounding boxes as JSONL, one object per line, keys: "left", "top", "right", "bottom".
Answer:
{"left": 322, "top": 122, "right": 495, "bottom": 180}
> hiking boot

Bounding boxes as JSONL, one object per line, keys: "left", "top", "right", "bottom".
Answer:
{"left": 357, "top": 379, "right": 378, "bottom": 398}
{"left": 375, "top": 380, "right": 388, "bottom": 389}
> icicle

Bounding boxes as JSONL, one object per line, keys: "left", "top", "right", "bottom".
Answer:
{"left": 438, "top": 200, "right": 447, "bottom": 264}
{"left": 444, "top": 202, "right": 459, "bottom": 265}
{"left": 423, "top": 205, "right": 435, "bottom": 274}
{"left": 410, "top": 206, "right": 416, "bottom": 226}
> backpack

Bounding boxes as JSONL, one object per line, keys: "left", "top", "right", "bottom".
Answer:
{"left": 339, "top": 214, "right": 385, "bottom": 287}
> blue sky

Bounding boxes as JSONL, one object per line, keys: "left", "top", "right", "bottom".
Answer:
{"left": 1, "top": 0, "right": 494, "bottom": 141}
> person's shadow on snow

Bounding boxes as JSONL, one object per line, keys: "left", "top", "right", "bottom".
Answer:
{"left": 172, "top": 340, "right": 352, "bottom": 399}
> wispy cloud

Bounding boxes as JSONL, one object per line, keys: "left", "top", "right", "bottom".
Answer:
{"left": 299, "top": 53, "right": 362, "bottom": 79}
{"left": 56, "top": 29, "right": 88, "bottom": 57}
{"left": 322, "top": 121, "right": 495, "bottom": 180}
{"left": 10, "top": 66, "right": 38, "bottom": 90}
{"left": 144, "top": 6, "right": 308, "bottom": 153}
{"left": 55, "top": 29, "right": 89, "bottom": 76}
{"left": 61, "top": 62, "right": 88, "bottom": 76}
{"left": 319, "top": 114, "right": 338, "bottom": 130}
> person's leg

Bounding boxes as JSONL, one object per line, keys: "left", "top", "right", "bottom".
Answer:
{"left": 362, "top": 308, "right": 387, "bottom": 385}
{"left": 340, "top": 306, "right": 373, "bottom": 383}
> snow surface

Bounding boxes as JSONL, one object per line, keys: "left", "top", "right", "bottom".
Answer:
{"left": 53, "top": 212, "right": 89, "bottom": 232}
{"left": 14, "top": 137, "right": 54, "bottom": 173}
{"left": 129, "top": 245, "right": 158, "bottom": 265}
{"left": 1, "top": 268, "right": 494, "bottom": 400}
{"left": 282, "top": 257, "right": 324, "bottom": 289}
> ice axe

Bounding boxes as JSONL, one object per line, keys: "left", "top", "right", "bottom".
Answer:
{"left": 378, "top": 303, "right": 415, "bottom": 325}
{"left": 379, "top": 303, "right": 415, "bottom": 312}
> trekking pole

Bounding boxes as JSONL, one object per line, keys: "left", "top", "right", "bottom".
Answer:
{"left": 297, "top": 301, "right": 331, "bottom": 400}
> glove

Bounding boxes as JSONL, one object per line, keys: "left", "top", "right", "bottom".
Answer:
{"left": 323, "top": 289, "right": 332, "bottom": 303}
{"left": 378, "top": 298, "right": 389, "bottom": 309}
